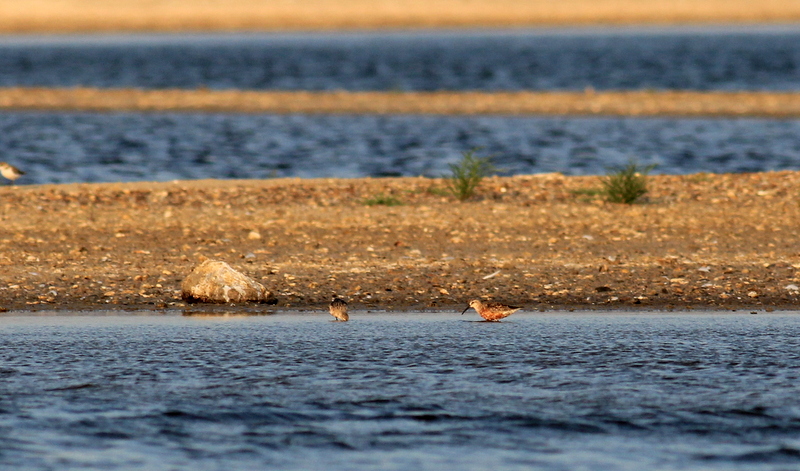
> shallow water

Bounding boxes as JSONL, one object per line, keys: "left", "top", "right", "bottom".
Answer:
{"left": 4, "top": 112, "right": 800, "bottom": 183}
{"left": 2, "top": 312, "right": 800, "bottom": 470}
{"left": 1, "top": 26, "right": 799, "bottom": 91}
{"left": 3, "top": 27, "right": 800, "bottom": 183}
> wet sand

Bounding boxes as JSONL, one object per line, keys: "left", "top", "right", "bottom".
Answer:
{"left": 2, "top": 0, "right": 799, "bottom": 33}
{"left": 1, "top": 172, "right": 798, "bottom": 312}
{"left": 3, "top": 88, "right": 800, "bottom": 117}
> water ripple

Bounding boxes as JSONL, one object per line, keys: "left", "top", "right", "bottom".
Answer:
{"left": 2, "top": 313, "right": 800, "bottom": 470}
{"left": 2, "top": 113, "right": 800, "bottom": 183}
{"left": 0, "top": 28, "right": 799, "bottom": 91}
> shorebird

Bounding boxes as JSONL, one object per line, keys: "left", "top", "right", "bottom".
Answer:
{"left": 461, "top": 299, "right": 521, "bottom": 322}
{"left": 0, "top": 162, "right": 24, "bottom": 184}
{"left": 329, "top": 296, "right": 349, "bottom": 321}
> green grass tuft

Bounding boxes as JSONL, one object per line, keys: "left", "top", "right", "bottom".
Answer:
{"left": 426, "top": 186, "right": 450, "bottom": 197}
{"left": 570, "top": 188, "right": 603, "bottom": 197}
{"left": 601, "top": 160, "right": 655, "bottom": 204}
{"left": 685, "top": 172, "right": 712, "bottom": 184}
{"left": 446, "top": 149, "right": 496, "bottom": 201}
{"left": 570, "top": 187, "right": 603, "bottom": 202}
{"left": 363, "top": 194, "right": 403, "bottom": 206}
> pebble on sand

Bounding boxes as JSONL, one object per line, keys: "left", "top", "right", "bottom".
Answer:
{"left": 181, "top": 259, "right": 276, "bottom": 304}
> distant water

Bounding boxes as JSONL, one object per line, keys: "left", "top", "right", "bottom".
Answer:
{"left": 2, "top": 312, "right": 800, "bottom": 471}
{"left": 2, "top": 112, "right": 800, "bottom": 183}
{"left": 0, "top": 26, "right": 799, "bottom": 91}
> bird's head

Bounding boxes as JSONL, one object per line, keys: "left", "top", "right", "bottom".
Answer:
{"left": 461, "top": 299, "right": 480, "bottom": 314}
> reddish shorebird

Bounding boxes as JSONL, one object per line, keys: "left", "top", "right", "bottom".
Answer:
{"left": 461, "top": 299, "right": 521, "bottom": 321}
{"left": 0, "top": 162, "right": 24, "bottom": 184}
{"left": 329, "top": 297, "right": 349, "bottom": 321}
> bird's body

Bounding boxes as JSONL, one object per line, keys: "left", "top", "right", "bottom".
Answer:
{"left": 461, "top": 299, "right": 520, "bottom": 321}
{"left": 329, "top": 297, "right": 349, "bottom": 321}
{"left": 0, "top": 162, "right": 24, "bottom": 183}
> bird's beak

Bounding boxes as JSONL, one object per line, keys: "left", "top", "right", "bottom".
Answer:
{"left": 461, "top": 306, "right": 470, "bottom": 315}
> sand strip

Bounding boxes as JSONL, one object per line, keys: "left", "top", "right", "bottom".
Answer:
{"left": 0, "top": 173, "right": 798, "bottom": 312}
{"left": 1, "top": 0, "right": 800, "bottom": 33}
{"left": 2, "top": 88, "right": 800, "bottom": 117}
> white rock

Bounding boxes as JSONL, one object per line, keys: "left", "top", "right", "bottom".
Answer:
{"left": 181, "top": 260, "right": 276, "bottom": 304}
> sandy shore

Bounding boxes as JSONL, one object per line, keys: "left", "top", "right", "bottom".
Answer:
{"left": 3, "top": 88, "right": 800, "bottom": 118}
{"left": 2, "top": 0, "right": 799, "bottom": 33}
{"left": 0, "top": 172, "right": 798, "bottom": 312}
{"left": 2, "top": 1, "right": 799, "bottom": 312}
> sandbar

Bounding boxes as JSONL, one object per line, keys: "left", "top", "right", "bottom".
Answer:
{"left": 0, "top": 172, "right": 798, "bottom": 312}
{"left": 3, "top": 88, "right": 800, "bottom": 118}
{"left": 1, "top": 0, "right": 799, "bottom": 33}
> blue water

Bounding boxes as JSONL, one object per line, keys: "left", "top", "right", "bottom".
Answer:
{"left": 0, "top": 26, "right": 799, "bottom": 91}
{"left": 2, "top": 312, "right": 800, "bottom": 470}
{"left": 3, "top": 112, "right": 800, "bottom": 183}
{"left": 2, "top": 27, "right": 800, "bottom": 183}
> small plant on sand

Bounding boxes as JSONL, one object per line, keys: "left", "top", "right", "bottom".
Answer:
{"left": 569, "top": 187, "right": 603, "bottom": 202}
{"left": 426, "top": 186, "right": 450, "bottom": 197}
{"left": 685, "top": 172, "right": 712, "bottom": 184}
{"left": 601, "top": 160, "right": 655, "bottom": 204}
{"left": 446, "top": 149, "right": 496, "bottom": 201}
{"left": 363, "top": 193, "right": 403, "bottom": 206}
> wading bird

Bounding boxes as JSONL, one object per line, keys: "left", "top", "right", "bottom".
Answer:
{"left": 461, "top": 299, "right": 520, "bottom": 321}
{"left": 329, "top": 297, "right": 349, "bottom": 321}
{"left": 0, "top": 162, "right": 24, "bottom": 184}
